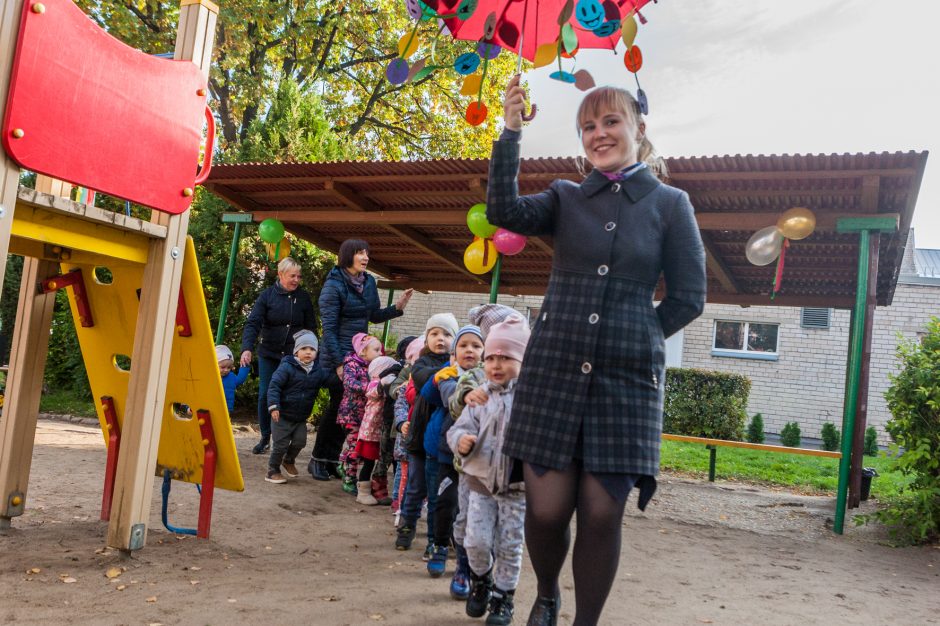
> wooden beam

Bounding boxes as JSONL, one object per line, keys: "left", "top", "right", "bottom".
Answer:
{"left": 701, "top": 233, "right": 740, "bottom": 294}
{"left": 259, "top": 209, "right": 468, "bottom": 225}
{"left": 324, "top": 180, "right": 379, "bottom": 212}
{"left": 704, "top": 292, "right": 855, "bottom": 308}
{"left": 107, "top": 0, "right": 217, "bottom": 551}
{"left": 691, "top": 188, "right": 860, "bottom": 201}
{"left": 0, "top": 259, "right": 58, "bottom": 528}
{"left": 16, "top": 186, "right": 167, "bottom": 238}
{"left": 383, "top": 224, "right": 484, "bottom": 284}
{"left": 670, "top": 168, "right": 917, "bottom": 182}
{"left": 695, "top": 212, "right": 898, "bottom": 232}
{"left": 859, "top": 175, "right": 880, "bottom": 212}
{"left": 530, "top": 237, "right": 554, "bottom": 254}
{"left": 378, "top": 279, "right": 546, "bottom": 297}
{"left": 285, "top": 224, "right": 401, "bottom": 279}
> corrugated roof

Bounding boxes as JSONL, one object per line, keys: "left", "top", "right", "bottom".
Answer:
{"left": 206, "top": 150, "right": 929, "bottom": 307}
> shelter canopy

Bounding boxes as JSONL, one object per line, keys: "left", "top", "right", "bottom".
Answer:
{"left": 206, "top": 150, "right": 928, "bottom": 308}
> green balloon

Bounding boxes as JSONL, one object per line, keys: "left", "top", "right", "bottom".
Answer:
{"left": 259, "top": 218, "right": 285, "bottom": 244}
{"left": 467, "top": 203, "right": 497, "bottom": 238}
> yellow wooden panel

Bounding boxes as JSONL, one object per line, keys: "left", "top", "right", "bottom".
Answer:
{"left": 63, "top": 237, "right": 243, "bottom": 491}
{"left": 12, "top": 206, "right": 151, "bottom": 263}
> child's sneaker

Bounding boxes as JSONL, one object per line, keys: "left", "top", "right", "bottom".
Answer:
{"left": 282, "top": 462, "right": 299, "bottom": 477}
{"left": 427, "top": 545, "right": 448, "bottom": 578}
{"left": 450, "top": 544, "right": 471, "bottom": 600}
{"left": 252, "top": 437, "right": 270, "bottom": 455}
{"left": 466, "top": 569, "right": 493, "bottom": 618}
{"left": 395, "top": 525, "right": 416, "bottom": 550}
{"left": 422, "top": 541, "right": 435, "bottom": 562}
{"left": 485, "top": 588, "right": 515, "bottom": 626}
{"left": 265, "top": 471, "right": 287, "bottom": 484}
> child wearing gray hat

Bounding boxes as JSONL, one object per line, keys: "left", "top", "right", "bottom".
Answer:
{"left": 217, "top": 344, "right": 250, "bottom": 414}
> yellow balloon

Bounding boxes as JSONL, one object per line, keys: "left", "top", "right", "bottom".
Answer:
{"left": 460, "top": 73, "right": 482, "bottom": 96}
{"left": 265, "top": 236, "right": 291, "bottom": 262}
{"left": 463, "top": 238, "right": 498, "bottom": 275}
{"left": 621, "top": 14, "right": 638, "bottom": 49}
{"left": 533, "top": 42, "right": 558, "bottom": 68}
{"left": 398, "top": 33, "right": 421, "bottom": 59}
{"left": 776, "top": 207, "right": 816, "bottom": 240}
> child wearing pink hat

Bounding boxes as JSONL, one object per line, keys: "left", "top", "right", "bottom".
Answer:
{"left": 337, "top": 333, "right": 383, "bottom": 495}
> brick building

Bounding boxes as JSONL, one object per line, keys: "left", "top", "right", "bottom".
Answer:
{"left": 377, "top": 233, "right": 939, "bottom": 444}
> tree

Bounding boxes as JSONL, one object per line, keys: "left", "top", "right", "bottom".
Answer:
{"left": 75, "top": 0, "right": 518, "bottom": 159}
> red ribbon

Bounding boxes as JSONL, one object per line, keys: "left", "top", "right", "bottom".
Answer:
{"left": 771, "top": 238, "right": 790, "bottom": 300}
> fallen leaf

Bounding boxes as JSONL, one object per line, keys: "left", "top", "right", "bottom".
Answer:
{"left": 190, "top": 580, "right": 200, "bottom": 586}
{"left": 117, "top": 585, "right": 127, "bottom": 591}
{"left": 369, "top": 614, "right": 384, "bottom": 621}
{"left": 146, "top": 596, "right": 157, "bottom": 603}
{"left": 61, "top": 577, "right": 77, "bottom": 584}
{"left": 189, "top": 566, "right": 202, "bottom": 571}
{"left": 322, "top": 595, "right": 339, "bottom": 602}
{"left": 105, "top": 567, "right": 122, "bottom": 579}
{"left": 227, "top": 598, "right": 237, "bottom": 603}
{"left": 27, "top": 567, "right": 41, "bottom": 574}
{"left": 698, "top": 619, "right": 713, "bottom": 624}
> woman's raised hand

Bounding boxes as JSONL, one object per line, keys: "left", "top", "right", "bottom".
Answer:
{"left": 503, "top": 74, "right": 526, "bottom": 132}
{"left": 395, "top": 288, "right": 414, "bottom": 311}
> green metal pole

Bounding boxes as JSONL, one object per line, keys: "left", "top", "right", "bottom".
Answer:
{"left": 215, "top": 221, "right": 242, "bottom": 345}
{"left": 834, "top": 228, "right": 871, "bottom": 534}
{"left": 489, "top": 254, "right": 503, "bottom": 304}
{"left": 382, "top": 289, "right": 395, "bottom": 348}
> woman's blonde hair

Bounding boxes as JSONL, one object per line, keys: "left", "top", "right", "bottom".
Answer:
{"left": 277, "top": 256, "right": 301, "bottom": 274}
{"left": 576, "top": 86, "right": 668, "bottom": 180}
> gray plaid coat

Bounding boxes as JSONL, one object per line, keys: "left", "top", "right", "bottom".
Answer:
{"left": 487, "top": 133, "right": 706, "bottom": 475}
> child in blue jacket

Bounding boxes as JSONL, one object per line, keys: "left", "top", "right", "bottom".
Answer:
{"left": 216, "top": 345, "right": 249, "bottom": 413}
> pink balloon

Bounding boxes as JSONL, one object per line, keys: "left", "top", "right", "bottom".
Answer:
{"left": 492, "top": 228, "right": 527, "bottom": 256}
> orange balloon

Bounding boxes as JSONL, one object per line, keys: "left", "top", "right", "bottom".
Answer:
{"left": 465, "top": 101, "right": 488, "bottom": 126}
{"left": 623, "top": 45, "right": 643, "bottom": 73}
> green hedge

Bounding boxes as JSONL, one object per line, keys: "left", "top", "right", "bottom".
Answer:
{"left": 663, "top": 367, "right": 750, "bottom": 441}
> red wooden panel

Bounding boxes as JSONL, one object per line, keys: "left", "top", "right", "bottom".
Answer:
{"left": 2, "top": 0, "right": 210, "bottom": 214}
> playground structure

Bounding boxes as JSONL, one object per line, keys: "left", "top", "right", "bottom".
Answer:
{"left": 0, "top": 0, "right": 242, "bottom": 551}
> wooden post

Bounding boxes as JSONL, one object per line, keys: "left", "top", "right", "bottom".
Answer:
{"left": 0, "top": 0, "right": 26, "bottom": 297}
{"left": 106, "top": 0, "right": 216, "bottom": 551}
{"left": 0, "top": 258, "right": 58, "bottom": 527}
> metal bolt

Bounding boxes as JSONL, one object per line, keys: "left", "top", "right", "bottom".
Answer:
{"left": 11, "top": 495, "right": 22, "bottom": 506}
{"left": 0, "top": 206, "right": 5, "bottom": 218}
{"left": 31, "top": 2, "right": 44, "bottom": 13}
{"left": 182, "top": 187, "right": 193, "bottom": 197}
{"left": 197, "top": 88, "right": 207, "bottom": 96}
{"left": 11, "top": 128, "right": 24, "bottom": 139}
{"left": 170, "top": 247, "right": 181, "bottom": 259}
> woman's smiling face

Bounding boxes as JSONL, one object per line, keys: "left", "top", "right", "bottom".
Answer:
{"left": 579, "top": 107, "right": 643, "bottom": 173}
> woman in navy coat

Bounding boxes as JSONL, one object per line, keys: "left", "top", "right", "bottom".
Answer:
{"left": 307, "top": 239, "right": 413, "bottom": 481}
{"left": 488, "top": 76, "right": 707, "bottom": 626}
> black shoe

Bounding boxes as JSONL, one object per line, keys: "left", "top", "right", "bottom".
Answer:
{"left": 466, "top": 569, "right": 493, "bottom": 618}
{"left": 526, "top": 595, "right": 559, "bottom": 626}
{"left": 328, "top": 462, "right": 343, "bottom": 479}
{"left": 395, "top": 525, "right": 416, "bottom": 550}
{"left": 251, "top": 438, "right": 270, "bottom": 455}
{"left": 486, "top": 588, "right": 515, "bottom": 625}
{"left": 308, "top": 460, "right": 331, "bottom": 481}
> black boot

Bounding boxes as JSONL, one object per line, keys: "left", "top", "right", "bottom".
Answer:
{"left": 485, "top": 587, "right": 515, "bottom": 625}
{"left": 526, "top": 595, "right": 559, "bottom": 626}
{"left": 466, "top": 569, "right": 493, "bottom": 618}
{"left": 251, "top": 436, "right": 270, "bottom": 455}
{"left": 307, "top": 460, "right": 331, "bottom": 481}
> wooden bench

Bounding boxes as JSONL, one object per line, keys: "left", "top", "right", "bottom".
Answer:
{"left": 662, "top": 433, "right": 842, "bottom": 481}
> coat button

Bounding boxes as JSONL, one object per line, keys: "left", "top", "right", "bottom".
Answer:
{"left": 611, "top": 183, "right": 621, "bottom": 193}
{"left": 588, "top": 313, "right": 599, "bottom": 324}
{"left": 581, "top": 362, "right": 593, "bottom": 374}
{"left": 605, "top": 221, "right": 616, "bottom": 231}
{"left": 597, "top": 265, "right": 609, "bottom": 276}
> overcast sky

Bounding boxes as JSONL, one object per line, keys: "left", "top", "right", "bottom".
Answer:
{"left": 517, "top": 0, "right": 939, "bottom": 247}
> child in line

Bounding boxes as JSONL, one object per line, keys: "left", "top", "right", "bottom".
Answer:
{"left": 447, "top": 316, "right": 531, "bottom": 625}
{"left": 338, "top": 333, "right": 383, "bottom": 495}
{"left": 355, "top": 354, "right": 400, "bottom": 505}
{"left": 391, "top": 335, "right": 425, "bottom": 520}
{"left": 373, "top": 337, "right": 414, "bottom": 507}
{"left": 422, "top": 325, "right": 484, "bottom": 583}
{"left": 265, "top": 331, "right": 336, "bottom": 484}
{"left": 216, "top": 344, "right": 250, "bottom": 414}
{"left": 395, "top": 313, "right": 457, "bottom": 557}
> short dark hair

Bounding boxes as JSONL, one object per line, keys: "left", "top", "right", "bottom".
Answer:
{"left": 338, "top": 239, "right": 370, "bottom": 269}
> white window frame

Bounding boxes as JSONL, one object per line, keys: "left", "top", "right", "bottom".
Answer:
{"left": 711, "top": 320, "right": 780, "bottom": 361}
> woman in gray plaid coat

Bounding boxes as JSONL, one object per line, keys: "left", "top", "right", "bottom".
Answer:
{"left": 487, "top": 76, "right": 706, "bottom": 626}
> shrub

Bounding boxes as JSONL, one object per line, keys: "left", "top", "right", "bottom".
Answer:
{"left": 780, "top": 422, "right": 801, "bottom": 447}
{"left": 821, "top": 422, "right": 841, "bottom": 451}
{"left": 746, "top": 413, "right": 765, "bottom": 444}
{"left": 663, "top": 368, "right": 750, "bottom": 440}
{"left": 864, "top": 426, "right": 879, "bottom": 456}
{"left": 869, "top": 318, "right": 940, "bottom": 543}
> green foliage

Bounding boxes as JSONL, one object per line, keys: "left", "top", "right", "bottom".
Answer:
{"left": 780, "top": 422, "right": 801, "bottom": 447}
{"left": 44, "top": 292, "right": 92, "bottom": 402}
{"left": 0, "top": 255, "right": 23, "bottom": 364}
{"left": 746, "top": 413, "right": 765, "bottom": 444}
{"left": 866, "top": 319, "right": 940, "bottom": 543}
{"left": 663, "top": 368, "right": 750, "bottom": 441}
{"left": 864, "top": 426, "right": 879, "bottom": 456}
{"left": 820, "top": 422, "right": 841, "bottom": 452}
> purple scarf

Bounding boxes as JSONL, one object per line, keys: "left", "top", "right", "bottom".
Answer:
{"left": 600, "top": 161, "right": 645, "bottom": 182}
{"left": 342, "top": 268, "right": 366, "bottom": 294}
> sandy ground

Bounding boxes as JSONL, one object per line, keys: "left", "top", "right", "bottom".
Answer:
{"left": 0, "top": 419, "right": 937, "bottom": 626}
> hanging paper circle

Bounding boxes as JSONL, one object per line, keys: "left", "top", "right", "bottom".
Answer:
{"left": 637, "top": 88, "right": 648, "bottom": 115}
{"left": 745, "top": 225, "right": 785, "bottom": 266}
{"left": 533, "top": 42, "right": 558, "bottom": 67}
{"left": 464, "top": 238, "right": 498, "bottom": 274}
{"left": 575, "top": 0, "right": 605, "bottom": 30}
{"left": 560, "top": 23, "right": 578, "bottom": 55}
{"left": 460, "top": 73, "right": 482, "bottom": 95}
{"left": 477, "top": 40, "right": 501, "bottom": 60}
{"left": 467, "top": 203, "right": 497, "bottom": 238}
{"left": 454, "top": 52, "right": 481, "bottom": 75}
{"left": 573, "top": 69, "right": 595, "bottom": 91}
{"left": 549, "top": 71, "right": 577, "bottom": 84}
{"left": 482, "top": 12, "right": 497, "bottom": 39}
{"left": 465, "top": 101, "right": 488, "bottom": 126}
{"left": 592, "top": 20, "right": 620, "bottom": 37}
{"left": 258, "top": 218, "right": 285, "bottom": 244}
{"left": 386, "top": 58, "right": 410, "bottom": 85}
{"left": 777, "top": 207, "right": 816, "bottom": 240}
{"left": 621, "top": 14, "right": 638, "bottom": 48}
{"left": 623, "top": 45, "right": 643, "bottom": 72}
{"left": 398, "top": 33, "right": 421, "bottom": 58}
{"left": 404, "top": 0, "right": 423, "bottom": 20}
{"left": 456, "top": 0, "right": 478, "bottom": 20}
{"left": 492, "top": 228, "right": 527, "bottom": 256}
{"left": 559, "top": 45, "right": 579, "bottom": 58}
{"left": 265, "top": 236, "right": 291, "bottom": 262}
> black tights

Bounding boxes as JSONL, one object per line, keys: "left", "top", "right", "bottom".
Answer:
{"left": 523, "top": 462, "right": 628, "bottom": 626}
{"left": 358, "top": 459, "right": 376, "bottom": 482}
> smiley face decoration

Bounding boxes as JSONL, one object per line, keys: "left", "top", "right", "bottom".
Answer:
{"left": 389, "top": 0, "right": 657, "bottom": 126}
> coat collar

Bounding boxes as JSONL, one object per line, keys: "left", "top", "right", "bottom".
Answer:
{"left": 580, "top": 165, "right": 660, "bottom": 202}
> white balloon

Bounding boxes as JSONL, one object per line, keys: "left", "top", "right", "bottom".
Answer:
{"left": 745, "top": 225, "right": 784, "bottom": 266}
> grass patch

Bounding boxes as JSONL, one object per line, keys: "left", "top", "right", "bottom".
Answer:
{"left": 38, "top": 389, "right": 97, "bottom": 419}
{"left": 660, "top": 439, "right": 911, "bottom": 498}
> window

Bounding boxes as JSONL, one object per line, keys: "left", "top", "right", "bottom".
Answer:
{"left": 712, "top": 320, "right": 779, "bottom": 360}
{"left": 801, "top": 307, "right": 831, "bottom": 329}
